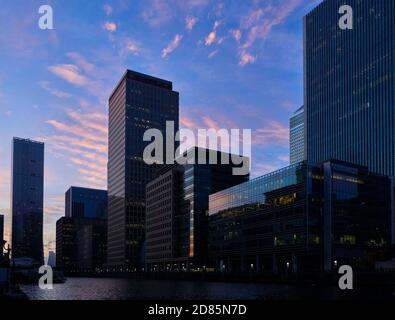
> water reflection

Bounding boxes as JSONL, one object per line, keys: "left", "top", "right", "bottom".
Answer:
{"left": 21, "top": 278, "right": 393, "bottom": 300}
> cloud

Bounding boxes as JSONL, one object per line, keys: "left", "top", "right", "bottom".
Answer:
{"left": 48, "top": 64, "right": 91, "bottom": 87}
{"left": 38, "top": 81, "right": 72, "bottom": 98}
{"left": 208, "top": 49, "right": 219, "bottom": 59}
{"left": 161, "top": 34, "right": 183, "bottom": 59}
{"left": 185, "top": 16, "right": 198, "bottom": 31}
{"left": 205, "top": 20, "right": 221, "bottom": 46}
{"left": 103, "top": 21, "right": 117, "bottom": 32}
{"left": 230, "top": 29, "right": 242, "bottom": 42}
{"left": 44, "top": 107, "right": 108, "bottom": 189}
{"left": 252, "top": 121, "right": 289, "bottom": 147}
{"left": 67, "top": 52, "right": 96, "bottom": 73}
{"left": 239, "top": 50, "right": 257, "bottom": 66}
{"left": 143, "top": 0, "right": 209, "bottom": 27}
{"left": 125, "top": 39, "right": 140, "bottom": 55}
{"left": 205, "top": 31, "right": 216, "bottom": 46}
{"left": 103, "top": 4, "right": 113, "bottom": 16}
{"left": 242, "top": 0, "right": 303, "bottom": 50}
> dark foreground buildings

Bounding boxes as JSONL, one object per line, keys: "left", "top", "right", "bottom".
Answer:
{"left": 0, "top": 214, "right": 4, "bottom": 249}
{"left": 66, "top": 186, "right": 107, "bottom": 219}
{"left": 304, "top": 0, "right": 395, "bottom": 177}
{"left": 209, "top": 160, "right": 393, "bottom": 273}
{"left": 107, "top": 70, "right": 179, "bottom": 270}
{"left": 56, "top": 187, "right": 107, "bottom": 271}
{"left": 145, "top": 148, "right": 249, "bottom": 271}
{"left": 11, "top": 138, "right": 44, "bottom": 264}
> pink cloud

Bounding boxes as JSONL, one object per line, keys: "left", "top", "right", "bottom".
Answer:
{"left": 242, "top": 0, "right": 303, "bottom": 50}
{"left": 67, "top": 52, "right": 96, "bottom": 73}
{"left": 185, "top": 16, "right": 198, "bottom": 31}
{"left": 230, "top": 29, "right": 242, "bottom": 42}
{"left": 252, "top": 121, "right": 289, "bottom": 147}
{"left": 103, "top": 21, "right": 117, "bottom": 32}
{"left": 48, "top": 64, "right": 91, "bottom": 87}
{"left": 205, "top": 31, "right": 216, "bottom": 46}
{"left": 239, "top": 50, "right": 257, "bottom": 66}
{"left": 38, "top": 81, "right": 72, "bottom": 98}
{"left": 161, "top": 34, "right": 183, "bottom": 58}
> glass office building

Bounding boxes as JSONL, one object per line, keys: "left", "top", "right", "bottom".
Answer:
{"left": 107, "top": 70, "right": 179, "bottom": 268}
{"left": 209, "top": 160, "right": 392, "bottom": 273}
{"left": 11, "top": 138, "right": 44, "bottom": 263}
{"left": 304, "top": 0, "right": 395, "bottom": 177}
{"left": 209, "top": 162, "right": 306, "bottom": 216}
{"left": 145, "top": 148, "right": 249, "bottom": 270}
{"left": 290, "top": 106, "right": 305, "bottom": 164}
{"left": 65, "top": 186, "right": 107, "bottom": 219}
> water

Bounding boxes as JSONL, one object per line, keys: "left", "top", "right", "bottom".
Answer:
{"left": 21, "top": 278, "right": 394, "bottom": 300}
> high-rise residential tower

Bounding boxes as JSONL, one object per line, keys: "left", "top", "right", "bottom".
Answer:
{"left": 11, "top": 138, "right": 44, "bottom": 263}
{"left": 107, "top": 70, "right": 179, "bottom": 268}
{"left": 304, "top": 0, "right": 395, "bottom": 176}
{"left": 290, "top": 106, "right": 305, "bottom": 164}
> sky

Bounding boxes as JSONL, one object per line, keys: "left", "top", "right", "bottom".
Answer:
{"left": 0, "top": 0, "right": 322, "bottom": 256}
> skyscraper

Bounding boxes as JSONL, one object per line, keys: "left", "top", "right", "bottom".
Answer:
{"left": 57, "top": 186, "right": 108, "bottom": 271}
{"left": 304, "top": 0, "right": 395, "bottom": 176}
{"left": 65, "top": 186, "right": 107, "bottom": 219}
{"left": 145, "top": 148, "right": 249, "bottom": 271}
{"left": 289, "top": 106, "right": 305, "bottom": 164}
{"left": 107, "top": 70, "right": 179, "bottom": 268}
{"left": 11, "top": 138, "right": 44, "bottom": 263}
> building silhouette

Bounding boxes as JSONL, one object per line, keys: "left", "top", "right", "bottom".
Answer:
{"left": 11, "top": 137, "right": 44, "bottom": 264}
{"left": 0, "top": 214, "right": 4, "bottom": 250}
{"left": 304, "top": 0, "right": 395, "bottom": 176}
{"left": 107, "top": 70, "right": 179, "bottom": 269}
{"left": 145, "top": 148, "right": 249, "bottom": 271}
{"left": 209, "top": 160, "right": 392, "bottom": 273}
{"left": 66, "top": 186, "right": 107, "bottom": 219}
{"left": 56, "top": 187, "right": 107, "bottom": 271}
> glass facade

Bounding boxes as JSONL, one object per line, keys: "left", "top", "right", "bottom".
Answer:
{"left": 107, "top": 70, "right": 179, "bottom": 268}
{"left": 209, "top": 162, "right": 306, "bottom": 215}
{"left": 11, "top": 137, "right": 44, "bottom": 263}
{"left": 209, "top": 160, "right": 393, "bottom": 273}
{"left": 290, "top": 105, "right": 305, "bottom": 164}
{"left": 65, "top": 187, "right": 107, "bottom": 220}
{"left": 304, "top": 0, "right": 395, "bottom": 177}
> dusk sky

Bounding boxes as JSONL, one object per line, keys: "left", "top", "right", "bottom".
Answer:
{"left": 0, "top": 0, "right": 322, "bottom": 255}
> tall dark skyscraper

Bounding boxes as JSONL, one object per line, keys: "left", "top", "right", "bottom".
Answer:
{"left": 304, "top": 0, "right": 395, "bottom": 176}
{"left": 65, "top": 186, "right": 107, "bottom": 219}
{"left": 107, "top": 70, "right": 179, "bottom": 268}
{"left": 11, "top": 138, "right": 44, "bottom": 263}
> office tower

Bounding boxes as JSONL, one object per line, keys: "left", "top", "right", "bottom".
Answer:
{"left": 47, "top": 251, "right": 56, "bottom": 267}
{"left": 56, "top": 217, "right": 75, "bottom": 270}
{"left": 57, "top": 186, "right": 108, "bottom": 270}
{"left": 145, "top": 148, "right": 249, "bottom": 271}
{"left": 11, "top": 138, "right": 44, "bottom": 263}
{"left": 56, "top": 216, "right": 107, "bottom": 271}
{"left": 65, "top": 187, "right": 107, "bottom": 219}
{"left": 290, "top": 106, "right": 305, "bottom": 164}
{"left": 0, "top": 214, "right": 4, "bottom": 249}
{"left": 209, "top": 160, "right": 392, "bottom": 273}
{"left": 304, "top": 0, "right": 395, "bottom": 176}
{"left": 107, "top": 70, "right": 179, "bottom": 269}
